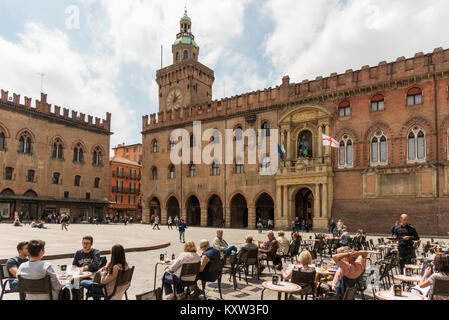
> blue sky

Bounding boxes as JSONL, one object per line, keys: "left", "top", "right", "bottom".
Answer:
{"left": 1, "top": 0, "right": 449, "bottom": 153}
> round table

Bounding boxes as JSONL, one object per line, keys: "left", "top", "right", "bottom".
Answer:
{"left": 58, "top": 271, "right": 92, "bottom": 284}
{"left": 261, "top": 281, "right": 302, "bottom": 300}
{"left": 394, "top": 274, "right": 422, "bottom": 283}
{"left": 316, "top": 268, "right": 337, "bottom": 276}
{"left": 405, "top": 264, "right": 422, "bottom": 272}
{"left": 375, "top": 290, "right": 427, "bottom": 300}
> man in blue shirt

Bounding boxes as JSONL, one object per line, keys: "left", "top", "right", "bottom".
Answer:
{"left": 198, "top": 240, "right": 221, "bottom": 282}
{"left": 179, "top": 219, "right": 186, "bottom": 243}
{"left": 6, "top": 241, "right": 29, "bottom": 291}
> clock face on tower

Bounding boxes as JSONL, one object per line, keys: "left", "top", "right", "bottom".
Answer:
{"left": 166, "top": 88, "right": 183, "bottom": 110}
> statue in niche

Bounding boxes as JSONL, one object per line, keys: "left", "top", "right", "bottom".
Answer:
{"left": 297, "top": 132, "right": 312, "bottom": 158}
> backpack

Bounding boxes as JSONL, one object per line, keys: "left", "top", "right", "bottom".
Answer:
{"left": 58, "top": 285, "right": 73, "bottom": 300}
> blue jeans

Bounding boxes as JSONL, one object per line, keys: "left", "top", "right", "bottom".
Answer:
{"left": 81, "top": 279, "right": 103, "bottom": 300}
{"left": 179, "top": 231, "right": 185, "bottom": 242}
{"left": 224, "top": 246, "right": 238, "bottom": 256}
{"left": 162, "top": 273, "right": 182, "bottom": 295}
{"left": 9, "top": 279, "right": 19, "bottom": 291}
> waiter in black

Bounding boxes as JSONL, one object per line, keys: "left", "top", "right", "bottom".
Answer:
{"left": 393, "top": 213, "right": 419, "bottom": 273}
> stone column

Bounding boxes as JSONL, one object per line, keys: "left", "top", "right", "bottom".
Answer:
{"left": 287, "top": 130, "right": 292, "bottom": 160}
{"left": 276, "top": 185, "right": 282, "bottom": 220}
{"left": 324, "top": 124, "right": 330, "bottom": 158}
{"left": 161, "top": 207, "right": 168, "bottom": 224}
{"left": 283, "top": 185, "right": 289, "bottom": 220}
{"left": 142, "top": 208, "right": 150, "bottom": 224}
{"left": 248, "top": 206, "right": 256, "bottom": 229}
{"left": 225, "top": 206, "right": 231, "bottom": 228}
{"left": 318, "top": 125, "right": 323, "bottom": 158}
{"left": 322, "top": 183, "right": 328, "bottom": 218}
{"left": 200, "top": 208, "right": 207, "bottom": 227}
{"left": 315, "top": 184, "right": 321, "bottom": 218}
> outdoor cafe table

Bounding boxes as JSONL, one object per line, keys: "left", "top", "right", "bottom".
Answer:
{"left": 58, "top": 271, "right": 92, "bottom": 300}
{"left": 315, "top": 268, "right": 337, "bottom": 276}
{"left": 394, "top": 274, "right": 422, "bottom": 284}
{"left": 154, "top": 260, "right": 173, "bottom": 290}
{"left": 405, "top": 264, "right": 422, "bottom": 273}
{"left": 261, "top": 281, "right": 302, "bottom": 300}
{"left": 375, "top": 290, "right": 427, "bottom": 301}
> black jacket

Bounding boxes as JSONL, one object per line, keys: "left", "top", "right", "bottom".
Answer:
{"left": 72, "top": 249, "right": 101, "bottom": 272}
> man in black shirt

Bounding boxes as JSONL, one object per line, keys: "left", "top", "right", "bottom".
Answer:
{"left": 393, "top": 214, "right": 419, "bottom": 272}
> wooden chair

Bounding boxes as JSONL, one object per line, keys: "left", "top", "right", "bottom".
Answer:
{"left": 85, "top": 266, "right": 135, "bottom": 300}
{"left": 0, "top": 264, "right": 17, "bottom": 300}
{"left": 200, "top": 258, "right": 226, "bottom": 300}
{"left": 18, "top": 275, "right": 54, "bottom": 300}
{"left": 290, "top": 269, "right": 316, "bottom": 300}
{"left": 431, "top": 278, "right": 449, "bottom": 300}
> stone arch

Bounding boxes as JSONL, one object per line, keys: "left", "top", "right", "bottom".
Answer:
{"left": 227, "top": 190, "right": 248, "bottom": 208}
{"left": 0, "top": 120, "right": 10, "bottom": 138}
{"left": 255, "top": 192, "right": 275, "bottom": 229}
{"left": 185, "top": 195, "right": 201, "bottom": 226}
{"left": 15, "top": 128, "right": 35, "bottom": 142}
{"left": 207, "top": 194, "right": 224, "bottom": 227}
{"left": 148, "top": 196, "right": 161, "bottom": 220}
{"left": 71, "top": 139, "right": 87, "bottom": 151}
{"left": 90, "top": 144, "right": 105, "bottom": 154}
{"left": 279, "top": 104, "right": 333, "bottom": 123}
{"left": 292, "top": 186, "right": 315, "bottom": 226}
{"left": 363, "top": 122, "right": 393, "bottom": 166}
{"left": 166, "top": 196, "right": 180, "bottom": 223}
{"left": 164, "top": 193, "right": 180, "bottom": 209}
{"left": 1, "top": 188, "right": 15, "bottom": 195}
{"left": 230, "top": 193, "right": 248, "bottom": 228}
{"left": 48, "top": 135, "right": 67, "bottom": 148}
{"left": 24, "top": 190, "right": 38, "bottom": 197}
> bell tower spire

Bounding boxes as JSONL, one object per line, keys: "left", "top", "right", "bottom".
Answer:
{"left": 172, "top": 9, "right": 199, "bottom": 64}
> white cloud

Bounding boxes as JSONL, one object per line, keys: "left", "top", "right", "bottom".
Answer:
{"left": 262, "top": 0, "right": 449, "bottom": 83}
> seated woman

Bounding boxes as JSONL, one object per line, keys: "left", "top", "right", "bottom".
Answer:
{"left": 282, "top": 250, "right": 315, "bottom": 296}
{"left": 276, "top": 231, "right": 290, "bottom": 257}
{"left": 162, "top": 241, "right": 201, "bottom": 300}
{"left": 86, "top": 244, "right": 130, "bottom": 300}
{"left": 418, "top": 254, "right": 449, "bottom": 299}
{"left": 290, "top": 232, "right": 301, "bottom": 247}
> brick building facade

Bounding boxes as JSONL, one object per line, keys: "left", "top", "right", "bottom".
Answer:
{"left": 108, "top": 151, "right": 142, "bottom": 221}
{"left": 0, "top": 91, "right": 111, "bottom": 222}
{"left": 141, "top": 11, "right": 449, "bottom": 235}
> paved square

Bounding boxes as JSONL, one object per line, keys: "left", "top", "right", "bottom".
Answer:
{"left": 0, "top": 223, "right": 445, "bottom": 300}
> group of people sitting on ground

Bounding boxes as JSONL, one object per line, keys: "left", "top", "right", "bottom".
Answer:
{"left": 5, "top": 236, "right": 131, "bottom": 300}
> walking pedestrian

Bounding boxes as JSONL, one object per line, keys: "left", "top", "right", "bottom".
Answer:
{"left": 167, "top": 216, "right": 172, "bottom": 230}
{"left": 61, "top": 214, "right": 69, "bottom": 231}
{"left": 153, "top": 215, "right": 160, "bottom": 230}
{"left": 179, "top": 219, "right": 186, "bottom": 243}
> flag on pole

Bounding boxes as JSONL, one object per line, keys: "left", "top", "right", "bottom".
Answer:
{"left": 322, "top": 134, "right": 339, "bottom": 148}
{"left": 278, "top": 144, "right": 285, "bottom": 160}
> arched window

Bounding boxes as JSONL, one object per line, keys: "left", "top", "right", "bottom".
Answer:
{"left": 338, "top": 101, "right": 351, "bottom": 117}
{"left": 407, "top": 126, "right": 426, "bottom": 162}
{"left": 189, "top": 164, "right": 196, "bottom": 177}
{"left": 261, "top": 122, "right": 270, "bottom": 137}
{"left": 92, "top": 147, "right": 103, "bottom": 166}
{"left": 371, "top": 131, "right": 388, "bottom": 166}
{"left": 211, "top": 130, "right": 220, "bottom": 144}
{"left": 260, "top": 156, "right": 270, "bottom": 173}
{"left": 153, "top": 140, "right": 158, "bottom": 153}
{"left": 73, "top": 143, "right": 84, "bottom": 163}
{"left": 18, "top": 131, "right": 32, "bottom": 154}
{"left": 0, "top": 132, "right": 5, "bottom": 150}
{"left": 52, "top": 172, "right": 60, "bottom": 185}
{"left": 190, "top": 134, "right": 196, "bottom": 148}
{"left": 176, "top": 52, "right": 179, "bottom": 61}
{"left": 169, "top": 165, "right": 176, "bottom": 179}
{"left": 235, "top": 157, "right": 244, "bottom": 174}
{"left": 371, "top": 94, "right": 385, "bottom": 112}
{"left": 338, "top": 135, "right": 354, "bottom": 168}
{"left": 74, "top": 175, "right": 81, "bottom": 187}
{"left": 5, "top": 167, "right": 13, "bottom": 180}
{"left": 212, "top": 161, "right": 220, "bottom": 176}
{"left": 235, "top": 126, "right": 243, "bottom": 141}
{"left": 52, "top": 139, "right": 63, "bottom": 159}
{"left": 407, "top": 87, "right": 423, "bottom": 106}
{"left": 183, "top": 50, "right": 188, "bottom": 60}
{"left": 169, "top": 138, "right": 175, "bottom": 151}
{"left": 152, "top": 167, "right": 158, "bottom": 180}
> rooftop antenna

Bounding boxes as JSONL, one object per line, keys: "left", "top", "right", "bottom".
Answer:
{"left": 38, "top": 72, "right": 45, "bottom": 92}
{"left": 161, "top": 45, "right": 163, "bottom": 69}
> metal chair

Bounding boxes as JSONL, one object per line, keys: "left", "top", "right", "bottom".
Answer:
{"left": 136, "top": 288, "right": 163, "bottom": 300}
{"left": 18, "top": 275, "right": 54, "bottom": 300}
{"left": 176, "top": 262, "right": 201, "bottom": 299}
{"left": 236, "top": 249, "right": 259, "bottom": 287}
{"left": 0, "top": 264, "right": 17, "bottom": 300}
{"left": 200, "top": 258, "right": 226, "bottom": 300}
{"left": 86, "top": 266, "right": 135, "bottom": 300}
{"left": 281, "top": 243, "right": 300, "bottom": 263}
{"left": 290, "top": 269, "right": 316, "bottom": 300}
{"left": 343, "top": 285, "right": 358, "bottom": 300}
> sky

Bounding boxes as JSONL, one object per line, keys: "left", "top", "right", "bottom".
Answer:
{"left": 0, "top": 0, "right": 449, "bottom": 154}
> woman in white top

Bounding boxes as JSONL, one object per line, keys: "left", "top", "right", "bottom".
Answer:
{"left": 162, "top": 241, "right": 201, "bottom": 300}
{"left": 419, "top": 254, "right": 449, "bottom": 299}
{"left": 276, "top": 230, "right": 290, "bottom": 256}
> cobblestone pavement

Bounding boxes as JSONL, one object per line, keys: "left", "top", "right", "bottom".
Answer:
{"left": 1, "top": 223, "right": 446, "bottom": 300}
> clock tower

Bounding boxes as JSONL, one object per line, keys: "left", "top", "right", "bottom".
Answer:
{"left": 156, "top": 10, "right": 215, "bottom": 112}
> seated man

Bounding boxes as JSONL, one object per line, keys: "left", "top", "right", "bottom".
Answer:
{"left": 198, "top": 240, "right": 221, "bottom": 283}
{"left": 236, "top": 235, "right": 259, "bottom": 262}
{"left": 6, "top": 241, "right": 29, "bottom": 291}
{"left": 72, "top": 236, "right": 101, "bottom": 290}
{"left": 17, "top": 240, "right": 62, "bottom": 300}
{"left": 213, "top": 230, "right": 237, "bottom": 257}
{"left": 318, "top": 247, "right": 367, "bottom": 298}
{"left": 37, "top": 220, "right": 45, "bottom": 229}
{"left": 337, "top": 228, "right": 350, "bottom": 248}
{"left": 257, "top": 231, "right": 279, "bottom": 273}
